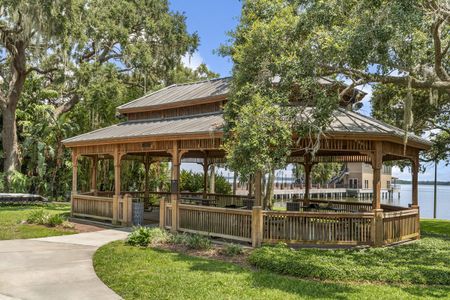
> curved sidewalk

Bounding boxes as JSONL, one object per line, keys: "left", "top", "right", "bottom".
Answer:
{"left": 0, "top": 229, "right": 130, "bottom": 300}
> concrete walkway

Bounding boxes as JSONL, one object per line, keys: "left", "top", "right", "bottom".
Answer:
{"left": 0, "top": 229, "right": 130, "bottom": 300}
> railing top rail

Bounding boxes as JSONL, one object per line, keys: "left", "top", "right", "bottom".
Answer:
{"left": 381, "top": 204, "right": 411, "bottom": 211}
{"left": 263, "top": 210, "right": 375, "bottom": 218}
{"left": 308, "top": 199, "right": 372, "bottom": 206}
{"left": 383, "top": 208, "right": 419, "bottom": 218}
{"left": 73, "top": 194, "right": 113, "bottom": 201}
{"left": 179, "top": 204, "right": 252, "bottom": 215}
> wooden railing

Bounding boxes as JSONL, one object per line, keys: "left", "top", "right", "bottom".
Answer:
{"left": 302, "top": 199, "right": 373, "bottom": 212}
{"left": 89, "top": 190, "right": 248, "bottom": 207}
{"left": 383, "top": 209, "right": 419, "bottom": 244}
{"left": 262, "top": 211, "right": 373, "bottom": 245}
{"left": 72, "top": 194, "right": 113, "bottom": 221}
{"left": 73, "top": 193, "right": 420, "bottom": 247}
{"left": 164, "top": 203, "right": 172, "bottom": 228}
{"left": 71, "top": 193, "right": 132, "bottom": 225}
{"left": 177, "top": 204, "right": 252, "bottom": 242}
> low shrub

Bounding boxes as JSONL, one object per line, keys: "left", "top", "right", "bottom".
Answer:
{"left": 184, "top": 233, "right": 212, "bottom": 250}
{"left": 27, "top": 209, "right": 49, "bottom": 225}
{"left": 167, "top": 232, "right": 212, "bottom": 250}
{"left": 126, "top": 228, "right": 213, "bottom": 250}
{"left": 27, "top": 209, "right": 67, "bottom": 227}
{"left": 169, "top": 232, "right": 188, "bottom": 245}
{"left": 220, "top": 243, "right": 243, "bottom": 256}
{"left": 248, "top": 237, "right": 450, "bottom": 285}
{"left": 47, "top": 214, "right": 64, "bottom": 227}
{"left": 126, "top": 227, "right": 171, "bottom": 247}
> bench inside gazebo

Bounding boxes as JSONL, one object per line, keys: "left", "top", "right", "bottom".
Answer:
{"left": 63, "top": 77, "right": 431, "bottom": 247}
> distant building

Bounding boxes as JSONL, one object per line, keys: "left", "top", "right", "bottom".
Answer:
{"left": 342, "top": 163, "right": 397, "bottom": 200}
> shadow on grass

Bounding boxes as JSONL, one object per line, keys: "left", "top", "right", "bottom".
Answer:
{"left": 400, "top": 285, "right": 450, "bottom": 298}
{"left": 163, "top": 247, "right": 450, "bottom": 299}
{"left": 251, "top": 234, "right": 450, "bottom": 286}
{"left": 153, "top": 248, "right": 356, "bottom": 299}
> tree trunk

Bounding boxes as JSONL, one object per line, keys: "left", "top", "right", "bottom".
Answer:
{"left": 263, "top": 169, "right": 275, "bottom": 209}
{"left": 1, "top": 40, "right": 27, "bottom": 191}
{"left": 2, "top": 105, "right": 20, "bottom": 191}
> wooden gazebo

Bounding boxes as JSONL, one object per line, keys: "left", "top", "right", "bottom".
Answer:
{"left": 63, "top": 77, "right": 431, "bottom": 247}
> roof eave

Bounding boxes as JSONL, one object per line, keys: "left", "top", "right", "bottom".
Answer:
{"left": 62, "top": 131, "right": 224, "bottom": 148}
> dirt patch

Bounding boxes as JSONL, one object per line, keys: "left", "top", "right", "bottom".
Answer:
{"left": 71, "top": 221, "right": 109, "bottom": 233}
{"left": 152, "top": 242, "right": 252, "bottom": 267}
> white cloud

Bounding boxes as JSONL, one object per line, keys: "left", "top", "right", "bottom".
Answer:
{"left": 181, "top": 52, "right": 204, "bottom": 70}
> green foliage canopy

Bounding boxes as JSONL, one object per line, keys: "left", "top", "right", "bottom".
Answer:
{"left": 222, "top": 0, "right": 450, "bottom": 176}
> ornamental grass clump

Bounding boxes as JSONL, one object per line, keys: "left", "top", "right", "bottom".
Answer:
{"left": 47, "top": 214, "right": 64, "bottom": 227}
{"left": 126, "top": 228, "right": 213, "bottom": 250}
{"left": 220, "top": 243, "right": 243, "bottom": 256}
{"left": 126, "top": 227, "right": 171, "bottom": 247}
{"left": 184, "top": 233, "right": 212, "bottom": 250}
{"left": 27, "top": 209, "right": 66, "bottom": 227}
{"left": 27, "top": 209, "right": 49, "bottom": 225}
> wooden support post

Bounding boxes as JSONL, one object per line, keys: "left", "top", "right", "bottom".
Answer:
{"left": 71, "top": 151, "right": 78, "bottom": 195}
{"left": 71, "top": 151, "right": 78, "bottom": 217}
{"left": 251, "top": 206, "right": 263, "bottom": 247}
{"left": 371, "top": 141, "right": 384, "bottom": 246}
{"left": 372, "top": 142, "right": 383, "bottom": 210}
{"left": 90, "top": 155, "right": 98, "bottom": 195}
{"left": 255, "top": 171, "right": 262, "bottom": 206}
{"left": 372, "top": 208, "right": 384, "bottom": 246}
{"left": 155, "top": 160, "right": 161, "bottom": 192}
{"left": 248, "top": 175, "right": 253, "bottom": 198}
{"left": 144, "top": 153, "right": 150, "bottom": 207}
{"left": 411, "top": 155, "right": 420, "bottom": 239}
{"left": 232, "top": 172, "right": 237, "bottom": 195}
{"left": 304, "top": 162, "right": 312, "bottom": 206}
{"left": 113, "top": 146, "right": 122, "bottom": 225}
{"left": 170, "top": 141, "right": 181, "bottom": 232}
{"left": 209, "top": 163, "right": 215, "bottom": 194}
{"left": 122, "top": 194, "right": 132, "bottom": 226}
{"left": 411, "top": 156, "right": 419, "bottom": 207}
{"left": 203, "top": 156, "right": 208, "bottom": 199}
{"left": 159, "top": 199, "right": 166, "bottom": 229}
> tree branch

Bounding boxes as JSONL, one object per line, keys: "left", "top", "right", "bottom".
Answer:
{"left": 321, "top": 65, "right": 450, "bottom": 90}
{"left": 25, "top": 67, "right": 58, "bottom": 75}
{"left": 53, "top": 94, "right": 80, "bottom": 119}
{"left": 431, "top": 16, "right": 450, "bottom": 81}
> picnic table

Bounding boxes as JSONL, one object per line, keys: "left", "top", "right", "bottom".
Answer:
{"left": 286, "top": 202, "right": 349, "bottom": 212}
{"left": 181, "top": 197, "right": 217, "bottom": 206}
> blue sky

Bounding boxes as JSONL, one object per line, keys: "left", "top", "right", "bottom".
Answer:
{"left": 169, "top": 0, "right": 448, "bottom": 181}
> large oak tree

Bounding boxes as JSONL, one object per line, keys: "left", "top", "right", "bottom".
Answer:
{"left": 223, "top": 0, "right": 449, "bottom": 177}
{"left": 0, "top": 0, "right": 199, "bottom": 189}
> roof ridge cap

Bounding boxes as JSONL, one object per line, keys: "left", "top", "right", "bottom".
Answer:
{"left": 172, "top": 76, "right": 231, "bottom": 87}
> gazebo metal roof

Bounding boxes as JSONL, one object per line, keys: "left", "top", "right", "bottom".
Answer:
{"left": 117, "top": 77, "right": 230, "bottom": 113}
{"left": 63, "top": 108, "right": 430, "bottom": 148}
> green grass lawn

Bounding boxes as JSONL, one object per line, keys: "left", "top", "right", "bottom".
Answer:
{"left": 94, "top": 219, "right": 450, "bottom": 300}
{"left": 421, "top": 219, "right": 450, "bottom": 236}
{"left": 0, "top": 203, "right": 76, "bottom": 240}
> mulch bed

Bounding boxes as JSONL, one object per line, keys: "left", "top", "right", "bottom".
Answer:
{"left": 151, "top": 242, "right": 252, "bottom": 267}
{"left": 71, "top": 221, "right": 108, "bottom": 233}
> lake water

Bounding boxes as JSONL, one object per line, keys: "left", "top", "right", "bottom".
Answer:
{"left": 386, "top": 184, "right": 450, "bottom": 220}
